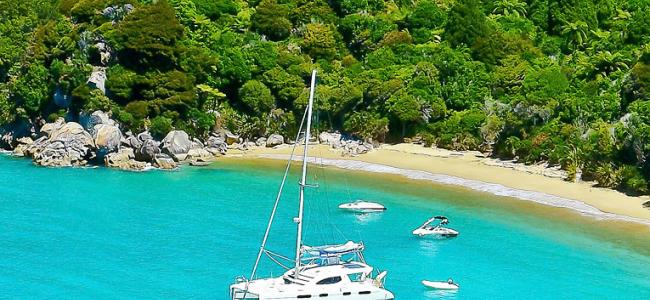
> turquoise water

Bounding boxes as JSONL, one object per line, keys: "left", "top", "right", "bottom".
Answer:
{"left": 1, "top": 155, "right": 650, "bottom": 299}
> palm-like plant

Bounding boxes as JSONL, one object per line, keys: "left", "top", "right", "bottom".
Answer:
{"left": 591, "top": 51, "right": 629, "bottom": 77}
{"left": 561, "top": 21, "right": 589, "bottom": 50}
{"left": 492, "top": 0, "right": 527, "bottom": 18}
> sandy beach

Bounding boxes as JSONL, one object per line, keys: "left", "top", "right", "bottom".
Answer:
{"left": 225, "top": 143, "right": 650, "bottom": 225}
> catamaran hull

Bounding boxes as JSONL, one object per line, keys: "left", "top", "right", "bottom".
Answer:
{"left": 231, "top": 287, "right": 395, "bottom": 300}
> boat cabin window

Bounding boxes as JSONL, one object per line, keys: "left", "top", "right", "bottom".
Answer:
{"left": 316, "top": 276, "right": 342, "bottom": 285}
{"left": 316, "top": 257, "right": 341, "bottom": 266}
{"left": 347, "top": 273, "right": 364, "bottom": 282}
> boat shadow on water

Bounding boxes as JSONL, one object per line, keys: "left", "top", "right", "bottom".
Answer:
{"left": 424, "top": 288, "right": 459, "bottom": 299}
{"left": 352, "top": 212, "right": 384, "bottom": 224}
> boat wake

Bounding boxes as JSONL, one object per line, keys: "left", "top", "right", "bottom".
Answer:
{"left": 258, "top": 154, "right": 650, "bottom": 227}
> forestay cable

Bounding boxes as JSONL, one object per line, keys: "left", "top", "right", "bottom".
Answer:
{"left": 245, "top": 105, "right": 308, "bottom": 286}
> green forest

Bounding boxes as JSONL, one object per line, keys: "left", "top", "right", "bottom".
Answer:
{"left": 1, "top": 0, "right": 650, "bottom": 193}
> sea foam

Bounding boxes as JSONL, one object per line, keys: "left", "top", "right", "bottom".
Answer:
{"left": 259, "top": 154, "right": 650, "bottom": 227}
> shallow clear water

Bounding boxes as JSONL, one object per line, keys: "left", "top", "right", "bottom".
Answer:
{"left": 1, "top": 155, "right": 650, "bottom": 299}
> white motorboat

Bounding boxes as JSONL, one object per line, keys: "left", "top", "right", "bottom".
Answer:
{"left": 338, "top": 200, "right": 386, "bottom": 213}
{"left": 229, "top": 71, "right": 394, "bottom": 300}
{"left": 412, "top": 216, "right": 459, "bottom": 238}
{"left": 422, "top": 279, "right": 459, "bottom": 290}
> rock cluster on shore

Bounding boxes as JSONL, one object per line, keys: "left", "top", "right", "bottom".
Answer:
{"left": 0, "top": 112, "right": 376, "bottom": 171}
{"left": 318, "top": 132, "right": 375, "bottom": 156}
{"left": 1, "top": 111, "right": 228, "bottom": 171}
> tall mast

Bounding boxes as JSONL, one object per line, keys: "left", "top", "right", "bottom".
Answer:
{"left": 294, "top": 70, "right": 317, "bottom": 276}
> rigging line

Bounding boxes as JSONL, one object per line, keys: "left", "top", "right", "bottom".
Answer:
{"left": 264, "top": 252, "right": 291, "bottom": 271}
{"left": 344, "top": 171, "right": 353, "bottom": 203}
{"left": 316, "top": 146, "right": 347, "bottom": 242}
{"left": 314, "top": 166, "right": 328, "bottom": 245}
{"left": 316, "top": 157, "right": 335, "bottom": 242}
{"left": 245, "top": 105, "right": 309, "bottom": 287}
{"left": 264, "top": 249, "right": 294, "bottom": 262}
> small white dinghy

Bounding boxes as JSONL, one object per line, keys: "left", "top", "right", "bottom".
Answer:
{"left": 338, "top": 200, "right": 386, "bottom": 213}
{"left": 422, "top": 279, "right": 459, "bottom": 290}
{"left": 412, "top": 216, "right": 459, "bottom": 238}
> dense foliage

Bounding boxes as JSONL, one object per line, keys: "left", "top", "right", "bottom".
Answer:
{"left": 1, "top": 0, "right": 650, "bottom": 194}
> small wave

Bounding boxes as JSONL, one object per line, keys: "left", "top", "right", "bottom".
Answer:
{"left": 259, "top": 154, "right": 650, "bottom": 227}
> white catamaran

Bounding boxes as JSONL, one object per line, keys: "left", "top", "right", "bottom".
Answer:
{"left": 229, "top": 71, "right": 394, "bottom": 300}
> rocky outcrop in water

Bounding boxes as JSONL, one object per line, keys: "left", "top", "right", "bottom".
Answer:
{"left": 33, "top": 120, "right": 95, "bottom": 167}
{"left": 1, "top": 111, "right": 228, "bottom": 171}
{"left": 105, "top": 148, "right": 149, "bottom": 171}
{"left": 153, "top": 154, "right": 177, "bottom": 170}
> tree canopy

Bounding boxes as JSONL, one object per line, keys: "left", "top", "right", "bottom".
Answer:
{"left": 2, "top": 0, "right": 650, "bottom": 194}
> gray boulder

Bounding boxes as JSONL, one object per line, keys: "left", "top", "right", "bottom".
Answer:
{"left": 226, "top": 131, "right": 239, "bottom": 145}
{"left": 105, "top": 148, "right": 149, "bottom": 171}
{"left": 137, "top": 131, "right": 153, "bottom": 142}
{"left": 24, "top": 136, "right": 49, "bottom": 158}
{"left": 135, "top": 139, "right": 160, "bottom": 162}
{"left": 187, "top": 147, "right": 214, "bottom": 162}
{"left": 93, "top": 124, "right": 122, "bottom": 156}
{"left": 342, "top": 140, "right": 373, "bottom": 156}
{"left": 255, "top": 137, "right": 267, "bottom": 147}
{"left": 319, "top": 132, "right": 342, "bottom": 148}
{"left": 191, "top": 138, "right": 204, "bottom": 149}
{"left": 153, "top": 154, "right": 178, "bottom": 170}
{"left": 122, "top": 131, "right": 141, "bottom": 149}
{"left": 206, "top": 135, "right": 227, "bottom": 155}
{"left": 33, "top": 122, "right": 95, "bottom": 167}
{"left": 161, "top": 130, "right": 192, "bottom": 161}
{"left": 266, "top": 134, "right": 284, "bottom": 147}
{"left": 39, "top": 118, "right": 65, "bottom": 139}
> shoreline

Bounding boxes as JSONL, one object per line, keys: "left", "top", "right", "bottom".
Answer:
{"left": 226, "top": 143, "right": 650, "bottom": 227}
